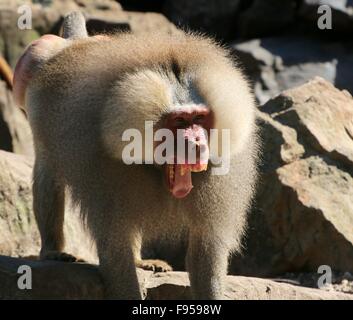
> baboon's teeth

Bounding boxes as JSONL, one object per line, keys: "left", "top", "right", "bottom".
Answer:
{"left": 179, "top": 163, "right": 208, "bottom": 174}
{"left": 180, "top": 165, "right": 190, "bottom": 176}
{"left": 190, "top": 163, "right": 208, "bottom": 172}
{"left": 169, "top": 165, "right": 174, "bottom": 181}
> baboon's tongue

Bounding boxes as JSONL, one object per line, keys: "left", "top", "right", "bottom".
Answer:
{"left": 172, "top": 165, "right": 193, "bottom": 199}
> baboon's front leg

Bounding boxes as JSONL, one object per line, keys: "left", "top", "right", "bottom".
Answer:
{"left": 186, "top": 230, "right": 229, "bottom": 299}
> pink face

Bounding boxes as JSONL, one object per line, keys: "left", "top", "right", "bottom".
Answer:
{"left": 163, "top": 105, "right": 214, "bottom": 199}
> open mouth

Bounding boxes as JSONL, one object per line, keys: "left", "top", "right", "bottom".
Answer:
{"left": 166, "top": 163, "right": 208, "bottom": 198}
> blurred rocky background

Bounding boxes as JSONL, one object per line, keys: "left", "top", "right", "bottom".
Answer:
{"left": 0, "top": 0, "right": 352, "bottom": 298}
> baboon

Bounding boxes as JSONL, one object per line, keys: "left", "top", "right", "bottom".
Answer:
{"left": 14, "top": 12, "right": 258, "bottom": 299}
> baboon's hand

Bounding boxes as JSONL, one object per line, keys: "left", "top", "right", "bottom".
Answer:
{"left": 40, "top": 251, "right": 85, "bottom": 263}
{"left": 135, "top": 259, "right": 173, "bottom": 273}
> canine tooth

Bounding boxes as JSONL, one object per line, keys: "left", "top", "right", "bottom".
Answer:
{"left": 169, "top": 165, "right": 174, "bottom": 180}
{"left": 191, "top": 163, "right": 208, "bottom": 172}
{"left": 180, "top": 165, "right": 187, "bottom": 176}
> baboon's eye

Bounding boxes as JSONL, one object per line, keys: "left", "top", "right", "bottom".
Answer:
{"left": 193, "top": 115, "right": 205, "bottom": 124}
{"left": 174, "top": 117, "right": 188, "bottom": 128}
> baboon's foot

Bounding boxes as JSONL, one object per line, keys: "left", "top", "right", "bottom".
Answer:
{"left": 40, "top": 250, "right": 85, "bottom": 263}
{"left": 136, "top": 259, "right": 173, "bottom": 272}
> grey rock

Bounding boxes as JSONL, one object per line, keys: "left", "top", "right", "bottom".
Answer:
{"left": 1, "top": 255, "right": 352, "bottom": 299}
{"left": 232, "top": 37, "right": 353, "bottom": 104}
{"left": 0, "top": 150, "right": 97, "bottom": 263}
{"left": 164, "top": 0, "right": 241, "bottom": 39}
{"left": 0, "top": 80, "right": 33, "bottom": 156}
{"left": 231, "top": 78, "right": 353, "bottom": 277}
{"left": 237, "top": 0, "right": 297, "bottom": 38}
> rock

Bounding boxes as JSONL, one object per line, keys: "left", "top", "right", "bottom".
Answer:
{"left": 232, "top": 0, "right": 353, "bottom": 37}
{"left": 56, "top": 10, "right": 180, "bottom": 39}
{"left": 0, "top": 151, "right": 37, "bottom": 257}
{"left": 260, "top": 37, "right": 353, "bottom": 97}
{"left": 1, "top": 255, "right": 352, "bottom": 299}
{"left": 274, "top": 270, "right": 353, "bottom": 294}
{"left": 0, "top": 80, "right": 33, "bottom": 156}
{"left": 236, "top": 0, "right": 297, "bottom": 38}
{"left": 301, "top": 0, "right": 347, "bottom": 11}
{"left": 0, "top": 7, "right": 40, "bottom": 69}
{"left": 51, "top": 1, "right": 178, "bottom": 36}
{"left": 232, "top": 37, "right": 353, "bottom": 104}
{"left": 29, "top": 0, "right": 122, "bottom": 36}
{"left": 231, "top": 78, "right": 353, "bottom": 277}
{"left": 0, "top": 255, "right": 103, "bottom": 299}
{"left": 0, "top": 150, "right": 97, "bottom": 263}
{"left": 74, "top": 0, "right": 122, "bottom": 12}
{"left": 255, "top": 111, "right": 305, "bottom": 167}
{"left": 275, "top": 61, "right": 337, "bottom": 94}
{"left": 163, "top": 0, "right": 241, "bottom": 39}
{"left": 33, "top": 0, "right": 179, "bottom": 37}
{"left": 231, "top": 39, "right": 282, "bottom": 104}
{"left": 265, "top": 77, "right": 353, "bottom": 165}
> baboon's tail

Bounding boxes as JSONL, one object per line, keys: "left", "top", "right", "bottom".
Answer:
{"left": 61, "top": 11, "right": 88, "bottom": 40}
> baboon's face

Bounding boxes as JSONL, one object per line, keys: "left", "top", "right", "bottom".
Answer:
{"left": 159, "top": 104, "right": 214, "bottom": 199}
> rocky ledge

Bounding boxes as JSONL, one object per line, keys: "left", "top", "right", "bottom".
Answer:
{"left": 1, "top": 255, "right": 352, "bottom": 300}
